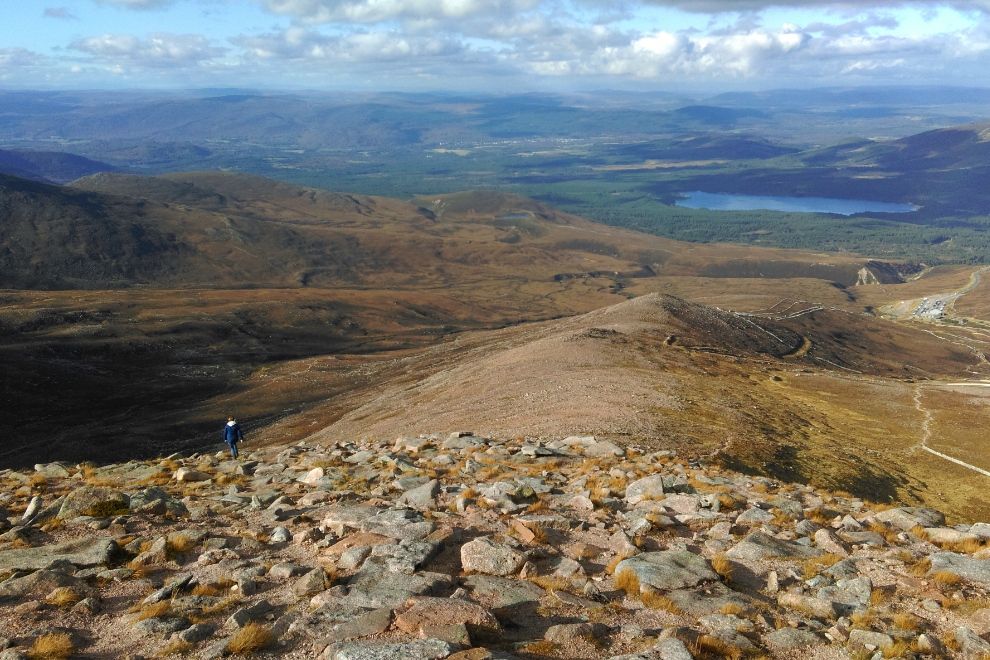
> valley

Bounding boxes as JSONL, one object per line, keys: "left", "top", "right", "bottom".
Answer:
{"left": 2, "top": 170, "right": 989, "bottom": 522}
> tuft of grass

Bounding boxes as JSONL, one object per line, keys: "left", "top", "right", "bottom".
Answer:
{"left": 882, "top": 637, "right": 910, "bottom": 655}
{"left": 690, "top": 634, "right": 744, "bottom": 660}
{"left": 225, "top": 623, "right": 273, "bottom": 656}
{"left": 166, "top": 532, "right": 198, "bottom": 557}
{"left": 869, "top": 587, "right": 895, "bottom": 606}
{"left": 941, "top": 595, "right": 990, "bottom": 614}
{"left": 937, "top": 538, "right": 990, "bottom": 554}
{"left": 191, "top": 578, "right": 235, "bottom": 597}
{"left": 641, "top": 590, "right": 683, "bottom": 615}
{"left": 199, "top": 595, "right": 240, "bottom": 616}
{"left": 720, "top": 603, "right": 746, "bottom": 616}
{"left": 136, "top": 601, "right": 172, "bottom": 620}
{"left": 156, "top": 639, "right": 193, "bottom": 657}
{"left": 83, "top": 501, "right": 130, "bottom": 518}
{"left": 45, "top": 587, "right": 85, "bottom": 608}
{"left": 891, "top": 612, "right": 921, "bottom": 631}
{"left": 519, "top": 640, "right": 559, "bottom": 656}
{"left": 802, "top": 553, "right": 843, "bottom": 580}
{"left": 530, "top": 575, "right": 574, "bottom": 594}
{"left": 931, "top": 571, "right": 962, "bottom": 587}
{"left": 28, "top": 634, "right": 74, "bottom": 660}
{"left": 850, "top": 609, "right": 878, "bottom": 630}
{"left": 712, "top": 553, "right": 735, "bottom": 583}
{"left": 868, "top": 521, "right": 902, "bottom": 544}
{"left": 941, "top": 632, "right": 962, "bottom": 652}
{"left": 717, "top": 493, "right": 743, "bottom": 511}
{"left": 805, "top": 508, "right": 831, "bottom": 525}
{"left": 606, "top": 556, "right": 623, "bottom": 574}
{"left": 525, "top": 498, "right": 550, "bottom": 513}
{"left": 909, "top": 557, "right": 932, "bottom": 577}
{"left": 615, "top": 569, "right": 641, "bottom": 597}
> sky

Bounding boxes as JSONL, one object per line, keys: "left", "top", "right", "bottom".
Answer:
{"left": 1, "top": 1, "right": 989, "bottom": 91}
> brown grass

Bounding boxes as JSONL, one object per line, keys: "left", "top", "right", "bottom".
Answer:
{"left": 135, "top": 601, "right": 172, "bottom": 620}
{"left": 718, "top": 493, "right": 743, "bottom": 511}
{"left": 891, "top": 612, "right": 921, "bottom": 631}
{"left": 850, "top": 609, "right": 878, "bottom": 630}
{"left": 908, "top": 557, "right": 932, "bottom": 577}
{"left": 45, "top": 587, "right": 85, "bottom": 608}
{"left": 606, "top": 556, "right": 623, "bottom": 574}
{"left": 641, "top": 590, "right": 683, "bottom": 615}
{"left": 868, "top": 521, "right": 902, "bottom": 544}
{"left": 530, "top": 575, "right": 575, "bottom": 594}
{"left": 525, "top": 498, "right": 550, "bottom": 513}
{"left": 519, "top": 640, "right": 559, "bottom": 656}
{"left": 199, "top": 595, "right": 240, "bottom": 616}
{"left": 712, "top": 553, "right": 735, "bottom": 583}
{"left": 936, "top": 538, "right": 990, "bottom": 554}
{"left": 192, "top": 578, "right": 235, "bottom": 597}
{"left": 805, "top": 508, "right": 832, "bottom": 525}
{"left": 881, "top": 640, "right": 911, "bottom": 658}
{"left": 615, "top": 569, "right": 641, "bottom": 597}
{"left": 166, "top": 532, "right": 198, "bottom": 555}
{"left": 28, "top": 634, "right": 74, "bottom": 660}
{"left": 225, "top": 623, "right": 273, "bottom": 656}
{"left": 931, "top": 571, "right": 962, "bottom": 586}
{"left": 941, "top": 595, "right": 990, "bottom": 614}
{"left": 869, "top": 586, "right": 895, "bottom": 606}
{"left": 156, "top": 639, "right": 193, "bottom": 657}
{"left": 720, "top": 603, "right": 746, "bottom": 616}
{"left": 690, "top": 634, "right": 745, "bottom": 660}
{"left": 802, "top": 553, "right": 843, "bottom": 579}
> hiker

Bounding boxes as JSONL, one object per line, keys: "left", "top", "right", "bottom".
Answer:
{"left": 222, "top": 416, "right": 244, "bottom": 458}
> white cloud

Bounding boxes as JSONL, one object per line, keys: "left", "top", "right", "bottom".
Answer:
{"left": 261, "top": 0, "right": 539, "bottom": 24}
{"left": 43, "top": 7, "right": 78, "bottom": 19}
{"left": 70, "top": 33, "right": 226, "bottom": 68}
{"left": 92, "top": 0, "right": 175, "bottom": 8}
{"left": 0, "top": 48, "right": 45, "bottom": 69}
{"left": 234, "top": 27, "right": 462, "bottom": 62}
{"left": 630, "top": 0, "right": 990, "bottom": 13}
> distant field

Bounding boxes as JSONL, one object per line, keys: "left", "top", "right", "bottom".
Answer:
{"left": 775, "top": 373, "right": 990, "bottom": 522}
{"left": 923, "top": 385, "right": 990, "bottom": 472}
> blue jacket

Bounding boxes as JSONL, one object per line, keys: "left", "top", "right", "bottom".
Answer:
{"left": 222, "top": 422, "right": 243, "bottom": 444}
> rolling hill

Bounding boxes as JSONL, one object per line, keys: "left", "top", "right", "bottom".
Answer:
{"left": 2, "top": 171, "right": 989, "bottom": 521}
{"left": 0, "top": 148, "right": 115, "bottom": 183}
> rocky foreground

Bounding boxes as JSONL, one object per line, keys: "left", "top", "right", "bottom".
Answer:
{"left": 1, "top": 434, "right": 989, "bottom": 659}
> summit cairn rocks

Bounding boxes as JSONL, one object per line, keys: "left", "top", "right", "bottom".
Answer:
{"left": 0, "top": 432, "right": 987, "bottom": 658}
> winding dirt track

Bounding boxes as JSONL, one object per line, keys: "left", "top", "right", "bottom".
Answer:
{"left": 913, "top": 382, "right": 990, "bottom": 478}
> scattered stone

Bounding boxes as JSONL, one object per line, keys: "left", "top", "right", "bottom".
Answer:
{"left": 395, "top": 597, "right": 500, "bottom": 640}
{"left": 872, "top": 507, "right": 945, "bottom": 531}
{"left": 174, "top": 468, "right": 211, "bottom": 483}
{"left": 326, "top": 638, "right": 454, "bottom": 660}
{"left": 0, "top": 537, "right": 120, "bottom": 573}
{"left": 56, "top": 486, "right": 129, "bottom": 520}
{"left": 929, "top": 552, "right": 990, "bottom": 585}
{"left": 614, "top": 550, "right": 717, "bottom": 591}
{"left": 726, "top": 531, "right": 822, "bottom": 561}
{"left": 766, "top": 628, "right": 822, "bottom": 649}
{"left": 624, "top": 475, "right": 665, "bottom": 504}
{"left": 460, "top": 537, "right": 525, "bottom": 576}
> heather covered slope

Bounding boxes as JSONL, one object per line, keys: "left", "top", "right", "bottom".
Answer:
{"left": 0, "top": 170, "right": 880, "bottom": 290}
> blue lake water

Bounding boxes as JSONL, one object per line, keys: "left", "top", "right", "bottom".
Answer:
{"left": 675, "top": 191, "right": 919, "bottom": 216}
